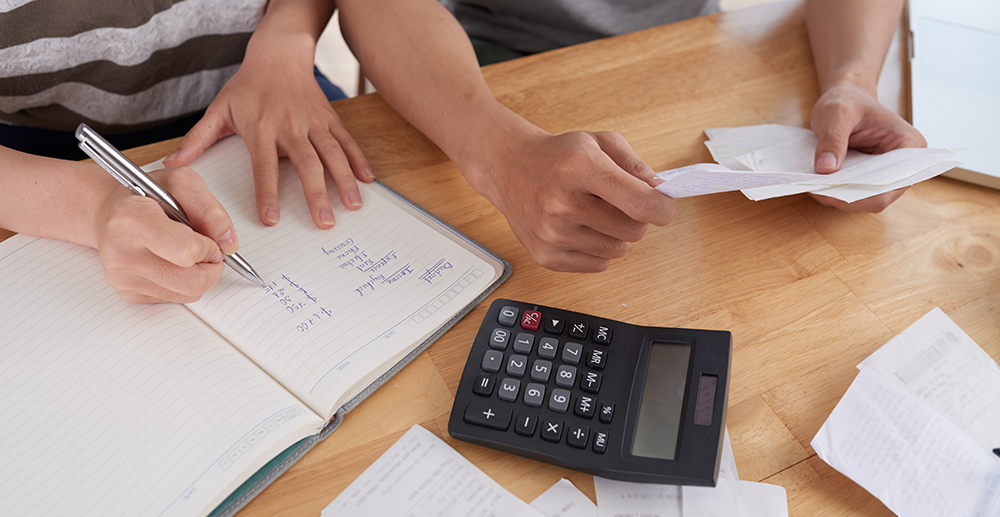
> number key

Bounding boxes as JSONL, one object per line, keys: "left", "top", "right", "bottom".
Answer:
{"left": 555, "top": 365, "right": 577, "bottom": 388}
{"left": 489, "top": 328, "right": 510, "bottom": 350}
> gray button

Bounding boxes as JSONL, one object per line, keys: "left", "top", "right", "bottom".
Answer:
{"left": 513, "top": 332, "right": 534, "bottom": 354}
{"left": 497, "top": 378, "right": 521, "bottom": 402}
{"left": 530, "top": 360, "right": 552, "bottom": 382}
{"left": 538, "top": 337, "right": 558, "bottom": 359}
{"left": 482, "top": 350, "right": 503, "bottom": 373}
{"left": 506, "top": 354, "right": 528, "bottom": 377}
{"left": 555, "top": 365, "right": 577, "bottom": 388}
{"left": 498, "top": 306, "right": 519, "bottom": 326}
{"left": 489, "top": 328, "right": 510, "bottom": 350}
{"left": 524, "top": 383, "right": 545, "bottom": 407}
{"left": 562, "top": 342, "right": 583, "bottom": 364}
{"left": 549, "top": 388, "right": 571, "bottom": 413}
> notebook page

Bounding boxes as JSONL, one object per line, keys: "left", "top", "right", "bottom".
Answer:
{"left": 176, "top": 136, "right": 503, "bottom": 418}
{"left": 0, "top": 235, "right": 325, "bottom": 517}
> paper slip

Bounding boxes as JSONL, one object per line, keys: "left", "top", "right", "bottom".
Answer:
{"left": 530, "top": 479, "right": 597, "bottom": 517}
{"left": 811, "top": 368, "right": 1000, "bottom": 517}
{"left": 857, "top": 307, "right": 1000, "bottom": 454}
{"left": 654, "top": 124, "right": 961, "bottom": 203}
{"left": 593, "top": 428, "right": 788, "bottom": 517}
{"left": 323, "top": 425, "right": 544, "bottom": 517}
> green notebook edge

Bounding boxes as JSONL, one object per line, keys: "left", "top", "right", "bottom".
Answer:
{"left": 208, "top": 180, "right": 513, "bottom": 517}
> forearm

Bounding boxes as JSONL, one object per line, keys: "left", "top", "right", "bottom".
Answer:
{"left": 337, "top": 0, "right": 544, "bottom": 189}
{"left": 247, "top": 0, "right": 334, "bottom": 72}
{"left": 805, "top": 0, "right": 904, "bottom": 94}
{"left": 0, "top": 148, "right": 116, "bottom": 247}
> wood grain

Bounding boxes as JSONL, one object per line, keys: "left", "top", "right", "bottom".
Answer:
{"left": 3, "top": 1, "right": 995, "bottom": 515}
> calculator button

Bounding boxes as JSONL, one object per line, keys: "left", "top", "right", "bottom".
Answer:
{"left": 524, "top": 383, "right": 546, "bottom": 407}
{"left": 567, "top": 424, "right": 590, "bottom": 449}
{"left": 463, "top": 401, "right": 512, "bottom": 431}
{"left": 473, "top": 374, "right": 494, "bottom": 396}
{"left": 497, "top": 378, "right": 521, "bottom": 402}
{"left": 482, "top": 350, "right": 503, "bottom": 373}
{"left": 506, "top": 354, "right": 528, "bottom": 377}
{"left": 521, "top": 310, "right": 541, "bottom": 331}
{"left": 489, "top": 328, "right": 510, "bottom": 350}
{"left": 530, "top": 360, "right": 552, "bottom": 382}
{"left": 574, "top": 395, "right": 596, "bottom": 419}
{"left": 549, "top": 388, "right": 571, "bottom": 413}
{"left": 599, "top": 401, "right": 615, "bottom": 424}
{"left": 580, "top": 371, "right": 602, "bottom": 393}
{"left": 586, "top": 349, "right": 606, "bottom": 370}
{"left": 593, "top": 325, "right": 612, "bottom": 345}
{"left": 514, "top": 413, "right": 537, "bottom": 436}
{"left": 555, "top": 365, "right": 577, "bottom": 388}
{"left": 593, "top": 431, "right": 609, "bottom": 454}
{"left": 561, "top": 342, "right": 583, "bottom": 365}
{"left": 544, "top": 316, "right": 565, "bottom": 335}
{"left": 541, "top": 419, "right": 563, "bottom": 442}
{"left": 569, "top": 321, "right": 589, "bottom": 340}
{"left": 498, "top": 306, "right": 519, "bottom": 327}
{"left": 513, "top": 333, "right": 534, "bottom": 354}
{"left": 538, "top": 338, "right": 558, "bottom": 359}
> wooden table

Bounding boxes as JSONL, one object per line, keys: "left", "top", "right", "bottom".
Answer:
{"left": 9, "top": 1, "right": 999, "bottom": 515}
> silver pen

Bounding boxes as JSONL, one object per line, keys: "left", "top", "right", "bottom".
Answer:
{"left": 76, "top": 123, "right": 265, "bottom": 287}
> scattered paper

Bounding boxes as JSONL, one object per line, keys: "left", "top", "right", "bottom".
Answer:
{"left": 530, "top": 479, "right": 597, "bottom": 517}
{"left": 811, "top": 368, "right": 1000, "bottom": 517}
{"left": 593, "top": 428, "right": 787, "bottom": 517}
{"left": 323, "top": 425, "right": 544, "bottom": 517}
{"left": 654, "top": 124, "right": 962, "bottom": 203}
{"left": 858, "top": 307, "right": 1000, "bottom": 454}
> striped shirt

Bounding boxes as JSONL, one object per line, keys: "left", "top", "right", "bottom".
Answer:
{"left": 0, "top": 0, "right": 267, "bottom": 133}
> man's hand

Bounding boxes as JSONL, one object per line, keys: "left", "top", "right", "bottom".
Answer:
{"left": 467, "top": 131, "right": 675, "bottom": 272}
{"left": 95, "top": 167, "right": 238, "bottom": 304}
{"left": 808, "top": 84, "right": 927, "bottom": 212}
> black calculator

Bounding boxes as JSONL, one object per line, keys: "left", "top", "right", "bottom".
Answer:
{"left": 448, "top": 299, "right": 732, "bottom": 486}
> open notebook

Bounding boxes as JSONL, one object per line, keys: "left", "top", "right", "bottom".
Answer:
{"left": 0, "top": 135, "right": 510, "bottom": 517}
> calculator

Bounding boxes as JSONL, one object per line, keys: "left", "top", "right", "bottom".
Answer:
{"left": 448, "top": 299, "right": 732, "bottom": 486}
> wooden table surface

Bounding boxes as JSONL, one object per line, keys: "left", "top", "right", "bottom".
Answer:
{"left": 7, "top": 1, "right": 998, "bottom": 515}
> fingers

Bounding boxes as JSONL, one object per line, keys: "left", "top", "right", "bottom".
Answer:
{"left": 247, "top": 135, "right": 282, "bottom": 226}
{"left": 582, "top": 152, "right": 676, "bottom": 228}
{"left": 591, "top": 131, "right": 660, "bottom": 186}
{"left": 809, "top": 187, "right": 908, "bottom": 213}
{"left": 153, "top": 168, "right": 239, "bottom": 254}
{"left": 164, "top": 108, "right": 235, "bottom": 167}
{"left": 97, "top": 193, "right": 226, "bottom": 304}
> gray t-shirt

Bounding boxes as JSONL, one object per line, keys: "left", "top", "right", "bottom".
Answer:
{"left": 443, "top": 0, "right": 720, "bottom": 54}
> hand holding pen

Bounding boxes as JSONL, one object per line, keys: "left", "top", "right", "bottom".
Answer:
{"left": 77, "top": 123, "right": 264, "bottom": 303}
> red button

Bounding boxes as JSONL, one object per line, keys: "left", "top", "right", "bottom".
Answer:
{"left": 521, "top": 310, "right": 541, "bottom": 330}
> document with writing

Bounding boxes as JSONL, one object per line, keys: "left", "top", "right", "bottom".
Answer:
{"left": 0, "top": 135, "right": 509, "bottom": 517}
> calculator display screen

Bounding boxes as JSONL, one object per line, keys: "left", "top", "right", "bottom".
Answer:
{"left": 630, "top": 342, "right": 692, "bottom": 460}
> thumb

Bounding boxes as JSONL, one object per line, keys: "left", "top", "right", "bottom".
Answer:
{"left": 811, "top": 113, "right": 856, "bottom": 175}
{"left": 590, "top": 131, "right": 660, "bottom": 187}
{"left": 163, "top": 109, "right": 235, "bottom": 167}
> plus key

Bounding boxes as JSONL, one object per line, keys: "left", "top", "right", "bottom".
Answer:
{"left": 521, "top": 310, "right": 541, "bottom": 331}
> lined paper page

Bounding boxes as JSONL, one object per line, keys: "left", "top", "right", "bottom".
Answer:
{"left": 177, "top": 136, "right": 503, "bottom": 418}
{"left": 0, "top": 234, "right": 324, "bottom": 517}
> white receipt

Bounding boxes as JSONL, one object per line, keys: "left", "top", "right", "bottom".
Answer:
{"left": 811, "top": 368, "right": 1000, "bottom": 517}
{"left": 530, "top": 479, "right": 597, "bottom": 517}
{"left": 593, "top": 428, "right": 787, "bottom": 517}
{"left": 858, "top": 307, "right": 1000, "bottom": 454}
{"left": 323, "top": 425, "right": 543, "bottom": 517}
{"left": 655, "top": 124, "right": 961, "bottom": 203}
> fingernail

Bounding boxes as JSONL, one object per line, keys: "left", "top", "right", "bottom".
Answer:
{"left": 817, "top": 152, "right": 837, "bottom": 170}
{"left": 165, "top": 149, "right": 180, "bottom": 162}
{"left": 217, "top": 228, "right": 236, "bottom": 249}
{"left": 319, "top": 208, "right": 335, "bottom": 225}
{"left": 209, "top": 251, "right": 223, "bottom": 263}
{"left": 651, "top": 176, "right": 666, "bottom": 187}
{"left": 363, "top": 166, "right": 375, "bottom": 181}
{"left": 264, "top": 206, "right": 279, "bottom": 224}
{"left": 348, "top": 189, "right": 362, "bottom": 208}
